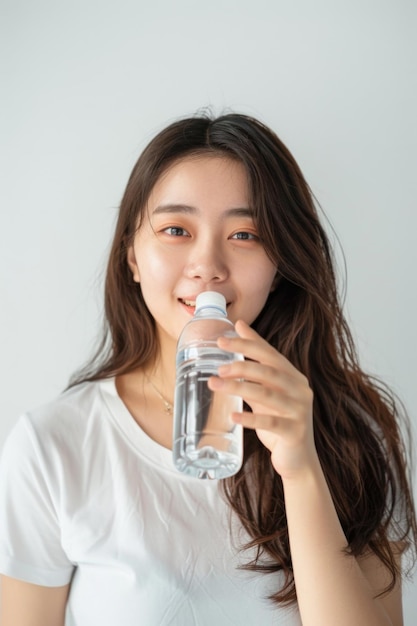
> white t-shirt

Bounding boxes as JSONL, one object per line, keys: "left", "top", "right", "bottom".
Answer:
{"left": 0, "top": 378, "right": 301, "bottom": 625}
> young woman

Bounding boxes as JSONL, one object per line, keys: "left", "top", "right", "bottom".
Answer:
{"left": 0, "top": 113, "right": 415, "bottom": 626}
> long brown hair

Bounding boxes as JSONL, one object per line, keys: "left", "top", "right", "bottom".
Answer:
{"left": 71, "top": 112, "right": 417, "bottom": 604}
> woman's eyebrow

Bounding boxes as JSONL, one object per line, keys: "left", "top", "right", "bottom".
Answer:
{"left": 152, "top": 204, "right": 197, "bottom": 215}
{"left": 152, "top": 204, "right": 253, "bottom": 217}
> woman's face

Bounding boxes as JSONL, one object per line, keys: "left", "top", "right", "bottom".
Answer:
{"left": 127, "top": 155, "right": 277, "bottom": 355}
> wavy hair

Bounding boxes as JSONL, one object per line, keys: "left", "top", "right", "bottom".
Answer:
{"left": 71, "top": 112, "right": 417, "bottom": 604}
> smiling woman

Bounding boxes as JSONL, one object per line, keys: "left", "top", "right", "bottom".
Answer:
{"left": 0, "top": 112, "right": 416, "bottom": 626}
{"left": 126, "top": 156, "right": 277, "bottom": 359}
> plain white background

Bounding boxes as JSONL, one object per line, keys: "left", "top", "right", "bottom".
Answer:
{"left": 1, "top": 0, "right": 416, "bottom": 620}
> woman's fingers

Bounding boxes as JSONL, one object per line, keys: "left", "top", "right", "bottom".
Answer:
{"left": 219, "top": 320, "right": 281, "bottom": 363}
{"left": 212, "top": 319, "right": 316, "bottom": 478}
{"left": 212, "top": 320, "right": 311, "bottom": 412}
{"left": 216, "top": 359, "right": 307, "bottom": 399}
{"left": 208, "top": 374, "right": 308, "bottom": 417}
{"left": 231, "top": 411, "right": 286, "bottom": 432}
{"left": 218, "top": 320, "right": 304, "bottom": 380}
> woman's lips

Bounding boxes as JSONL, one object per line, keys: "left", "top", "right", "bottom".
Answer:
{"left": 178, "top": 298, "right": 197, "bottom": 315}
{"left": 178, "top": 296, "right": 231, "bottom": 316}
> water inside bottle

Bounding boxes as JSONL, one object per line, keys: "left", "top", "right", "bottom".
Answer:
{"left": 173, "top": 348, "right": 243, "bottom": 479}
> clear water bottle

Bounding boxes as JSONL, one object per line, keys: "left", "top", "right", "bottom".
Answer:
{"left": 172, "top": 291, "right": 244, "bottom": 479}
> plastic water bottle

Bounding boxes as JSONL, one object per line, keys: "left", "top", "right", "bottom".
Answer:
{"left": 172, "top": 291, "right": 244, "bottom": 479}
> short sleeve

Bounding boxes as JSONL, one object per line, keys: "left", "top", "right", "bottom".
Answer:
{"left": 0, "top": 415, "right": 74, "bottom": 586}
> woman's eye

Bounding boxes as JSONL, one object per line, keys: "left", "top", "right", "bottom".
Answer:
{"left": 230, "top": 231, "right": 258, "bottom": 241}
{"left": 163, "top": 226, "right": 190, "bottom": 237}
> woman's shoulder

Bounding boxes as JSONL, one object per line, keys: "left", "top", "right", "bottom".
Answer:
{"left": 29, "top": 378, "right": 105, "bottom": 426}
{"left": 4, "top": 379, "right": 111, "bottom": 458}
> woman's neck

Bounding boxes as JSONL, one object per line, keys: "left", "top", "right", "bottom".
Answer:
{"left": 114, "top": 339, "right": 177, "bottom": 450}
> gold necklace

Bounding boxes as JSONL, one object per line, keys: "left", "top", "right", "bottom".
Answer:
{"left": 145, "top": 375, "right": 173, "bottom": 415}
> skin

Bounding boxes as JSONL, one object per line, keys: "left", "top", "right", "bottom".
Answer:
{"left": 0, "top": 578, "right": 70, "bottom": 626}
{"left": 0, "top": 155, "right": 404, "bottom": 625}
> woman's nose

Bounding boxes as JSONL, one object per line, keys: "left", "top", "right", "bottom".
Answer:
{"left": 184, "top": 242, "right": 229, "bottom": 283}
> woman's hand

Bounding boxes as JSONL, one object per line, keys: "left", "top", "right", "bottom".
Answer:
{"left": 208, "top": 319, "right": 318, "bottom": 479}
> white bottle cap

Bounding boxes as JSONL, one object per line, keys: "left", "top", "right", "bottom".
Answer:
{"left": 195, "top": 291, "right": 226, "bottom": 314}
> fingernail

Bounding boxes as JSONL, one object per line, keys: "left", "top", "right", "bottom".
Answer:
{"left": 218, "top": 364, "right": 231, "bottom": 376}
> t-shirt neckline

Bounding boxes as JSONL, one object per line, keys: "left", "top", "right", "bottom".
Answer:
{"left": 98, "top": 376, "right": 207, "bottom": 480}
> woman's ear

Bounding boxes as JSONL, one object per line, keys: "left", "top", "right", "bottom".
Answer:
{"left": 127, "top": 246, "right": 140, "bottom": 283}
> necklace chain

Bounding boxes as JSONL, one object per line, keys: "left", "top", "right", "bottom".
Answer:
{"left": 145, "top": 375, "right": 173, "bottom": 415}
